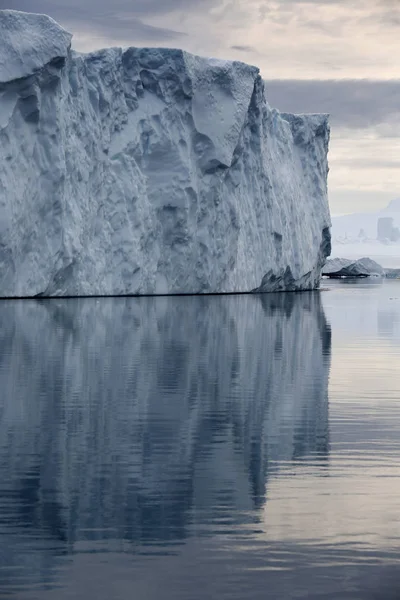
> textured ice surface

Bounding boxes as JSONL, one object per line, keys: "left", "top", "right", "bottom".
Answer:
{"left": 0, "top": 10, "right": 331, "bottom": 297}
{"left": 0, "top": 10, "right": 72, "bottom": 83}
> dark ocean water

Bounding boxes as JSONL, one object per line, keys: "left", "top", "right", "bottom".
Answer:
{"left": 1, "top": 279, "right": 400, "bottom": 599}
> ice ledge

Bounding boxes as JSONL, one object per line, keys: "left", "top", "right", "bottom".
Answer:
{"left": 0, "top": 10, "right": 72, "bottom": 83}
{"left": 281, "top": 112, "right": 330, "bottom": 146}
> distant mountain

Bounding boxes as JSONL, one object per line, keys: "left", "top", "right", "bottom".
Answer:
{"left": 330, "top": 199, "right": 400, "bottom": 268}
{"left": 381, "top": 198, "right": 400, "bottom": 213}
{"left": 331, "top": 199, "right": 400, "bottom": 243}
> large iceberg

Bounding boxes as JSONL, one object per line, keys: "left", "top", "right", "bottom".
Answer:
{"left": 0, "top": 10, "right": 331, "bottom": 297}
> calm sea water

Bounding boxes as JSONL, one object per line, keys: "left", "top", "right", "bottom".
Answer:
{"left": 1, "top": 280, "right": 400, "bottom": 599}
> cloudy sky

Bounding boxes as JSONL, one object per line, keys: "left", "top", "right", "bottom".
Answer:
{"left": 3, "top": 0, "right": 399, "bottom": 214}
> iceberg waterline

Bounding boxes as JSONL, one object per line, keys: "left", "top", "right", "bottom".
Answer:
{"left": 0, "top": 10, "right": 331, "bottom": 297}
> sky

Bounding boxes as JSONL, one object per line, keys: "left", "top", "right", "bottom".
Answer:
{"left": 2, "top": 0, "right": 399, "bottom": 214}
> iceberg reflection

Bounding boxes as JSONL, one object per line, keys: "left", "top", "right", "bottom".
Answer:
{"left": 0, "top": 292, "right": 331, "bottom": 593}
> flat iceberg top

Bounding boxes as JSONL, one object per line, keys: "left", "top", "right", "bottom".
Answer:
{"left": 0, "top": 10, "right": 72, "bottom": 83}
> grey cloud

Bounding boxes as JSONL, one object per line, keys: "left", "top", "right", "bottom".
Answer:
{"left": 231, "top": 45, "right": 256, "bottom": 52}
{"left": 329, "top": 189, "right": 396, "bottom": 214}
{"left": 269, "top": 0, "right": 387, "bottom": 4}
{"left": 257, "top": 0, "right": 340, "bottom": 7}
{"left": 3, "top": 0, "right": 399, "bottom": 45}
{"left": 260, "top": 0, "right": 399, "bottom": 34}
{"left": 264, "top": 79, "right": 400, "bottom": 129}
{"left": 1, "top": 0, "right": 215, "bottom": 16}
{"left": 334, "top": 158, "right": 400, "bottom": 169}
{"left": 0, "top": 0, "right": 212, "bottom": 41}
{"left": 94, "top": 18, "right": 187, "bottom": 42}
{"left": 302, "top": 19, "right": 342, "bottom": 36}
{"left": 372, "top": 9, "right": 400, "bottom": 26}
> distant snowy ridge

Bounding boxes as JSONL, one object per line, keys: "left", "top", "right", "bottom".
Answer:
{"left": 332, "top": 198, "right": 400, "bottom": 245}
{"left": 330, "top": 199, "right": 400, "bottom": 267}
{"left": 0, "top": 10, "right": 330, "bottom": 297}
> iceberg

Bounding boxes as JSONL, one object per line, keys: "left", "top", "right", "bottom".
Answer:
{"left": 322, "top": 257, "right": 385, "bottom": 278}
{"left": 0, "top": 10, "right": 331, "bottom": 297}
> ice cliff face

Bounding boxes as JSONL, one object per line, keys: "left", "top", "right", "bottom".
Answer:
{"left": 0, "top": 10, "right": 331, "bottom": 297}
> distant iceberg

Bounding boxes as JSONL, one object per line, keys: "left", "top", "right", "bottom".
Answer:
{"left": 331, "top": 198, "right": 400, "bottom": 246}
{"left": 322, "top": 257, "right": 385, "bottom": 278}
{"left": 330, "top": 199, "right": 400, "bottom": 268}
{"left": 0, "top": 10, "right": 331, "bottom": 297}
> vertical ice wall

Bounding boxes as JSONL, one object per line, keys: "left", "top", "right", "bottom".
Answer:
{"left": 0, "top": 10, "right": 331, "bottom": 297}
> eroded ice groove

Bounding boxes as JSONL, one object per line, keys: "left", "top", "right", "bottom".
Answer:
{"left": 0, "top": 10, "right": 331, "bottom": 297}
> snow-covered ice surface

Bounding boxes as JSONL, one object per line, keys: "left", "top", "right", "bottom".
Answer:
{"left": 0, "top": 10, "right": 72, "bottom": 83}
{"left": 0, "top": 10, "right": 331, "bottom": 297}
